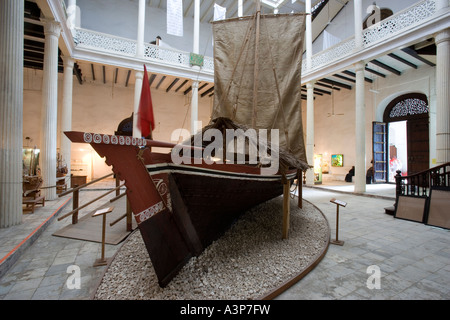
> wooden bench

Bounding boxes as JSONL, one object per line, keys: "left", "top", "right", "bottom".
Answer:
{"left": 22, "top": 195, "right": 45, "bottom": 213}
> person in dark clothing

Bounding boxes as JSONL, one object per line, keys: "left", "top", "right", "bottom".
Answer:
{"left": 366, "top": 160, "right": 374, "bottom": 184}
{"left": 345, "top": 166, "right": 355, "bottom": 182}
{"left": 150, "top": 36, "right": 161, "bottom": 45}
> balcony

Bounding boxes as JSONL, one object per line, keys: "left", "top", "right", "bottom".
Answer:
{"left": 46, "top": 0, "right": 449, "bottom": 87}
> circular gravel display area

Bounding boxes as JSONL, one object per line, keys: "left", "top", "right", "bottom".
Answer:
{"left": 94, "top": 196, "right": 329, "bottom": 300}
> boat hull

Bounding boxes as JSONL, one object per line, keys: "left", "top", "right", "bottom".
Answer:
{"left": 64, "top": 131, "right": 297, "bottom": 287}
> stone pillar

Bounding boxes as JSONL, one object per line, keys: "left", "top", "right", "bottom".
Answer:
{"left": 354, "top": 61, "right": 366, "bottom": 193}
{"left": 133, "top": 71, "right": 144, "bottom": 138}
{"left": 305, "top": 82, "right": 315, "bottom": 185}
{"left": 0, "top": 0, "right": 24, "bottom": 227}
{"left": 40, "top": 19, "right": 61, "bottom": 201}
{"left": 60, "top": 56, "right": 75, "bottom": 178}
{"left": 435, "top": 28, "right": 450, "bottom": 165}
{"left": 191, "top": 0, "right": 200, "bottom": 135}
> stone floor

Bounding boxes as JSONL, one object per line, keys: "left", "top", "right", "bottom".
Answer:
{"left": 0, "top": 179, "right": 449, "bottom": 300}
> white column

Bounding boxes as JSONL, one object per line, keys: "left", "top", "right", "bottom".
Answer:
{"left": 133, "top": 0, "right": 146, "bottom": 137}
{"left": 40, "top": 19, "right": 61, "bottom": 201}
{"left": 193, "top": 0, "right": 200, "bottom": 55}
{"left": 0, "top": 0, "right": 24, "bottom": 227}
{"left": 305, "top": 0, "right": 312, "bottom": 70}
{"left": 238, "top": 0, "right": 243, "bottom": 17}
{"left": 61, "top": 56, "right": 75, "bottom": 177}
{"left": 67, "top": 0, "right": 77, "bottom": 30}
{"left": 133, "top": 71, "right": 143, "bottom": 138}
{"left": 305, "top": 82, "right": 315, "bottom": 185}
{"left": 354, "top": 61, "right": 366, "bottom": 193}
{"left": 136, "top": 0, "right": 146, "bottom": 58}
{"left": 191, "top": 0, "right": 200, "bottom": 134}
{"left": 435, "top": 28, "right": 450, "bottom": 165}
{"left": 354, "top": 0, "right": 363, "bottom": 49}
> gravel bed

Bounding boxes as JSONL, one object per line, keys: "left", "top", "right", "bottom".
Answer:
{"left": 94, "top": 196, "right": 329, "bottom": 300}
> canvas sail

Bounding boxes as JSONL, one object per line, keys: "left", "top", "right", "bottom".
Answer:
{"left": 211, "top": 12, "right": 309, "bottom": 170}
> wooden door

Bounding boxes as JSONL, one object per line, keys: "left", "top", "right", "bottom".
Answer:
{"left": 407, "top": 117, "right": 429, "bottom": 175}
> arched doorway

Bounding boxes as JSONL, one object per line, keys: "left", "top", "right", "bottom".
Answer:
{"left": 372, "top": 93, "right": 429, "bottom": 183}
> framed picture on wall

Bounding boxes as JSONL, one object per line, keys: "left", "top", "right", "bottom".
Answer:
{"left": 331, "top": 154, "right": 343, "bottom": 167}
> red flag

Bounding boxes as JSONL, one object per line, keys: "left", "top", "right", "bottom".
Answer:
{"left": 137, "top": 65, "right": 155, "bottom": 138}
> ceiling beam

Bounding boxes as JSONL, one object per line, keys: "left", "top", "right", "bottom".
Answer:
{"left": 342, "top": 70, "right": 373, "bottom": 83}
{"left": 319, "top": 78, "right": 352, "bottom": 90}
{"left": 365, "top": 67, "right": 386, "bottom": 78}
{"left": 201, "top": 86, "right": 214, "bottom": 97}
{"left": 387, "top": 53, "right": 418, "bottom": 69}
{"left": 198, "top": 83, "right": 208, "bottom": 91}
{"left": 401, "top": 47, "right": 436, "bottom": 67}
{"left": 125, "top": 70, "right": 131, "bottom": 87}
{"left": 149, "top": 74, "right": 157, "bottom": 86}
{"left": 333, "top": 73, "right": 355, "bottom": 83}
{"left": 315, "top": 81, "right": 341, "bottom": 91}
{"left": 184, "top": 86, "right": 192, "bottom": 95}
{"left": 175, "top": 79, "right": 189, "bottom": 92}
{"left": 74, "top": 63, "right": 83, "bottom": 85}
{"left": 166, "top": 78, "right": 180, "bottom": 92}
{"left": 91, "top": 64, "right": 96, "bottom": 81}
{"left": 369, "top": 59, "right": 401, "bottom": 76}
{"left": 156, "top": 75, "right": 166, "bottom": 89}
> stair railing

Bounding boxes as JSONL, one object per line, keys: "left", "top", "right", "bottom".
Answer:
{"left": 395, "top": 162, "right": 450, "bottom": 201}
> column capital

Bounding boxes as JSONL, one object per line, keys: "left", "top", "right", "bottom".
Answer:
{"left": 306, "top": 81, "right": 315, "bottom": 89}
{"left": 354, "top": 61, "right": 366, "bottom": 72}
{"left": 435, "top": 28, "right": 450, "bottom": 46}
{"left": 41, "top": 18, "right": 61, "bottom": 38}
{"left": 135, "top": 70, "right": 144, "bottom": 80}
{"left": 62, "top": 55, "right": 75, "bottom": 68}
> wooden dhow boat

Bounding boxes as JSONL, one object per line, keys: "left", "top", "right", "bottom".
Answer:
{"left": 65, "top": 2, "right": 309, "bottom": 287}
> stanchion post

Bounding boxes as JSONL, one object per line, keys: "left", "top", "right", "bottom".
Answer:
{"left": 330, "top": 198, "right": 346, "bottom": 246}
{"left": 93, "top": 206, "right": 114, "bottom": 267}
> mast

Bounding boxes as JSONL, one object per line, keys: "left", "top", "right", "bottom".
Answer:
{"left": 252, "top": 0, "right": 261, "bottom": 128}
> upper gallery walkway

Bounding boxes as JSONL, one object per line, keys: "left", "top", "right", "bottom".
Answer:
{"left": 38, "top": 0, "right": 449, "bottom": 91}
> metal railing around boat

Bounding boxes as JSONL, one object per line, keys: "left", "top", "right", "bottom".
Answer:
{"left": 57, "top": 173, "right": 132, "bottom": 231}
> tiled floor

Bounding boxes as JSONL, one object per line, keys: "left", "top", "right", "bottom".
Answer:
{"left": 0, "top": 179, "right": 449, "bottom": 300}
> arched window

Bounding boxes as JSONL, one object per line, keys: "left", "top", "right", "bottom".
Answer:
{"left": 383, "top": 93, "right": 429, "bottom": 122}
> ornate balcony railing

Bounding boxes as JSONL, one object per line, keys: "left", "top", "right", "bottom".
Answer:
{"left": 74, "top": 27, "right": 215, "bottom": 73}
{"left": 72, "top": 0, "right": 439, "bottom": 77}
{"left": 302, "top": 0, "right": 438, "bottom": 72}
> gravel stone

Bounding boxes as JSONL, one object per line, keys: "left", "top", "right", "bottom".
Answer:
{"left": 94, "top": 196, "right": 329, "bottom": 300}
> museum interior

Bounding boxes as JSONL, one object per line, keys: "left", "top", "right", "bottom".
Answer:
{"left": 0, "top": 0, "right": 449, "bottom": 301}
